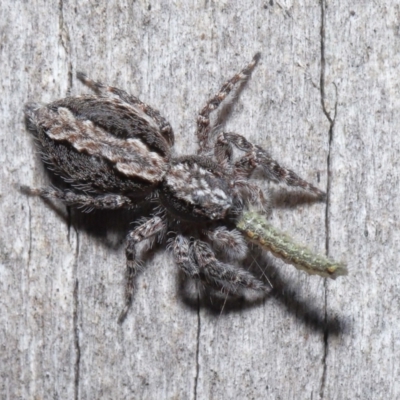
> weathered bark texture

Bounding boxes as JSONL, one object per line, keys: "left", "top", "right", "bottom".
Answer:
{"left": 1, "top": 1, "right": 399, "bottom": 399}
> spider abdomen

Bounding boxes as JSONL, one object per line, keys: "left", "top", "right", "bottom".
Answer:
{"left": 25, "top": 95, "right": 172, "bottom": 196}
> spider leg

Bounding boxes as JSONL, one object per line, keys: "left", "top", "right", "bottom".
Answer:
{"left": 192, "top": 240, "right": 265, "bottom": 293}
{"left": 203, "top": 226, "right": 248, "bottom": 261}
{"left": 170, "top": 235, "right": 200, "bottom": 279}
{"left": 196, "top": 53, "right": 260, "bottom": 154}
{"left": 21, "top": 186, "right": 137, "bottom": 211}
{"left": 214, "top": 132, "right": 233, "bottom": 171}
{"left": 224, "top": 132, "right": 326, "bottom": 199}
{"left": 76, "top": 72, "right": 174, "bottom": 146}
{"left": 119, "top": 216, "right": 166, "bottom": 323}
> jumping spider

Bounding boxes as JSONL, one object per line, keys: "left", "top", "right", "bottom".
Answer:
{"left": 24, "top": 53, "right": 325, "bottom": 322}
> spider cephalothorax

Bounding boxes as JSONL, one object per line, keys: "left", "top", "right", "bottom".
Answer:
{"left": 24, "top": 53, "right": 326, "bottom": 322}
{"left": 161, "top": 156, "right": 236, "bottom": 221}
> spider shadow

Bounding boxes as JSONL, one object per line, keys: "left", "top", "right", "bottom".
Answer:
{"left": 270, "top": 187, "right": 327, "bottom": 209}
{"left": 211, "top": 66, "right": 255, "bottom": 136}
{"left": 27, "top": 181, "right": 349, "bottom": 338}
{"left": 22, "top": 171, "right": 154, "bottom": 253}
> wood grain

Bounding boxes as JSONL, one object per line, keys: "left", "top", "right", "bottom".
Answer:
{"left": 1, "top": 1, "right": 399, "bottom": 399}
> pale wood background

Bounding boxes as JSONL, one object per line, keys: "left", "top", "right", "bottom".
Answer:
{"left": 1, "top": 1, "right": 399, "bottom": 399}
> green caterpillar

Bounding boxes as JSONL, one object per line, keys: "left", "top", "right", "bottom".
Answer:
{"left": 237, "top": 211, "right": 347, "bottom": 279}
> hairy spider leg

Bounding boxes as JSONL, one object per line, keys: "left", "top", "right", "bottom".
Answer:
{"left": 192, "top": 240, "right": 265, "bottom": 293}
{"left": 76, "top": 72, "right": 174, "bottom": 146}
{"left": 203, "top": 226, "right": 248, "bottom": 261}
{"left": 225, "top": 132, "right": 326, "bottom": 199}
{"left": 171, "top": 235, "right": 200, "bottom": 279}
{"left": 21, "top": 186, "right": 137, "bottom": 212}
{"left": 119, "top": 216, "right": 166, "bottom": 323}
{"left": 196, "top": 53, "right": 261, "bottom": 154}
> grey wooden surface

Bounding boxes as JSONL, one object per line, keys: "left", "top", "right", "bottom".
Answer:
{"left": 1, "top": 1, "right": 399, "bottom": 399}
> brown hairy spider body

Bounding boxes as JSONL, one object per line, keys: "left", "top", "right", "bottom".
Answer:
{"left": 24, "top": 54, "right": 325, "bottom": 322}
